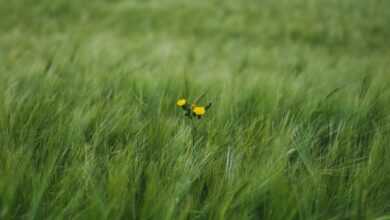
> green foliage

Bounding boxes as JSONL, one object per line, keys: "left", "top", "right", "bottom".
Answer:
{"left": 1, "top": 0, "right": 390, "bottom": 219}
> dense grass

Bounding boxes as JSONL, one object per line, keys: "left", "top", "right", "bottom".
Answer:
{"left": 1, "top": 0, "right": 390, "bottom": 219}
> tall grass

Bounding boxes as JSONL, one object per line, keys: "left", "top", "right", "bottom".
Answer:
{"left": 1, "top": 0, "right": 390, "bottom": 219}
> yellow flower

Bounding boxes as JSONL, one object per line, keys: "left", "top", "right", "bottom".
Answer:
{"left": 176, "top": 98, "right": 187, "bottom": 107}
{"left": 193, "top": 106, "right": 206, "bottom": 117}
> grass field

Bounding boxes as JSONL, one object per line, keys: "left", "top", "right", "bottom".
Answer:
{"left": 1, "top": 0, "right": 390, "bottom": 219}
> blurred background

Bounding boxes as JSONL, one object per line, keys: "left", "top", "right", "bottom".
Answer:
{"left": 1, "top": 0, "right": 389, "bottom": 83}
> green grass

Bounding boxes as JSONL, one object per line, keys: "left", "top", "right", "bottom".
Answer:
{"left": 1, "top": 0, "right": 390, "bottom": 219}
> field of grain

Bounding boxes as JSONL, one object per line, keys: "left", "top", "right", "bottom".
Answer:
{"left": 1, "top": 0, "right": 390, "bottom": 219}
